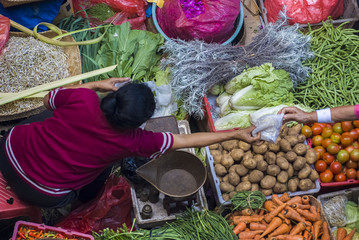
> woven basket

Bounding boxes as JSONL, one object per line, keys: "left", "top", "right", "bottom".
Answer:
{"left": 0, "top": 31, "right": 81, "bottom": 122}
{"left": 0, "top": 0, "right": 43, "bottom": 7}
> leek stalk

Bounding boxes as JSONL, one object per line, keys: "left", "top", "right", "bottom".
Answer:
{"left": 0, "top": 65, "right": 117, "bottom": 106}
{"left": 0, "top": 92, "right": 47, "bottom": 99}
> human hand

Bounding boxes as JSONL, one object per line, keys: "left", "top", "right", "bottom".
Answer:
{"left": 278, "top": 106, "right": 313, "bottom": 123}
{"left": 95, "top": 77, "right": 131, "bottom": 92}
{"left": 236, "top": 125, "right": 263, "bottom": 145}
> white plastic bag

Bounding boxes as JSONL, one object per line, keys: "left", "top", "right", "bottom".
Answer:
{"left": 251, "top": 113, "right": 284, "bottom": 143}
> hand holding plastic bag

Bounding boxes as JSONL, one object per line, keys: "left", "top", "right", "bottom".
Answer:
{"left": 251, "top": 113, "right": 284, "bottom": 143}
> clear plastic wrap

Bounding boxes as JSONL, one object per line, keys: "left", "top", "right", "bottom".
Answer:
{"left": 323, "top": 195, "right": 348, "bottom": 227}
{"left": 251, "top": 113, "right": 284, "bottom": 143}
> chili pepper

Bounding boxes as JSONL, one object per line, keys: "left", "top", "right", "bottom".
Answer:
{"left": 17, "top": 231, "right": 26, "bottom": 239}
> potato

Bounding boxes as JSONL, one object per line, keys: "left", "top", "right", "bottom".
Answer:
{"left": 288, "top": 179, "right": 298, "bottom": 192}
{"left": 280, "top": 139, "right": 292, "bottom": 152}
{"left": 242, "top": 151, "right": 254, "bottom": 162}
{"left": 256, "top": 160, "right": 268, "bottom": 172}
{"left": 305, "top": 148, "right": 317, "bottom": 165}
{"left": 222, "top": 174, "right": 229, "bottom": 183}
{"left": 221, "top": 153, "right": 234, "bottom": 168}
{"left": 251, "top": 183, "right": 259, "bottom": 191}
{"left": 222, "top": 193, "right": 230, "bottom": 201}
{"left": 293, "top": 143, "right": 307, "bottom": 156}
{"left": 297, "top": 134, "right": 306, "bottom": 143}
{"left": 309, "top": 169, "right": 319, "bottom": 181}
{"left": 264, "top": 152, "right": 276, "bottom": 165}
{"left": 293, "top": 157, "right": 306, "bottom": 171}
{"left": 228, "top": 172, "right": 241, "bottom": 186}
{"left": 288, "top": 123, "right": 302, "bottom": 136}
{"left": 298, "top": 165, "right": 312, "bottom": 179}
{"left": 221, "top": 140, "right": 239, "bottom": 151}
{"left": 228, "top": 164, "right": 237, "bottom": 173}
{"left": 277, "top": 171, "right": 289, "bottom": 183}
{"left": 277, "top": 152, "right": 286, "bottom": 158}
{"left": 253, "top": 144, "right": 268, "bottom": 155}
{"left": 260, "top": 175, "right": 276, "bottom": 189}
{"left": 285, "top": 135, "right": 299, "bottom": 146}
{"left": 235, "top": 164, "right": 249, "bottom": 176}
{"left": 215, "top": 164, "right": 227, "bottom": 177}
{"left": 236, "top": 181, "right": 251, "bottom": 191}
{"left": 229, "top": 191, "right": 237, "bottom": 199}
{"left": 211, "top": 150, "right": 222, "bottom": 164}
{"left": 268, "top": 142, "right": 280, "bottom": 152}
{"left": 209, "top": 143, "right": 220, "bottom": 150}
{"left": 298, "top": 179, "right": 314, "bottom": 191}
{"left": 285, "top": 151, "right": 297, "bottom": 162}
{"left": 273, "top": 182, "right": 287, "bottom": 193}
{"left": 220, "top": 182, "right": 235, "bottom": 192}
{"left": 239, "top": 141, "right": 251, "bottom": 151}
{"left": 287, "top": 164, "right": 294, "bottom": 178}
{"left": 241, "top": 175, "right": 249, "bottom": 182}
{"left": 267, "top": 165, "right": 281, "bottom": 176}
{"left": 243, "top": 158, "right": 257, "bottom": 170}
{"left": 248, "top": 170, "right": 264, "bottom": 183}
{"left": 254, "top": 154, "right": 264, "bottom": 162}
{"left": 276, "top": 157, "right": 289, "bottom": 170}
{"left": 279, "top": 124, "right": 289, "bottom": 138}
{"left": 230, "top": 148, "right": 244, "bottom": 162}
{"left": 261, "top": 188, "right": 273, "bottom": 196}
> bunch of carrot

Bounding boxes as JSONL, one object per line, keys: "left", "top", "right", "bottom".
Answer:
{"left": 228, "top": 193, "right": 332, "bottom": 240}
{"left": 337, "top": 227, "right": 356, "bottom": 240}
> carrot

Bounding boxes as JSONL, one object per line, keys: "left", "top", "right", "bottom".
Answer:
{"left": 301, "top": 195, "right": 310, "bottom": 205}
{"left": 238, "top": 230, "right": 264, "bottom": 239}
{"left": 241, "top": 208, "right": 254, "bottom": 216}
{"left": 337, "top": 228, "right": 347, "bottom": 240}
{"left": 312, "top": 220, "right": 322, "bottom": 240}
{"left": 233, "top": 222, "right": 247, "bottom": 235}
{"left": 303, "top": 225, "right": 311, "bottom": 240}
{"left": 259, "top": 209, "right": 265, "bottom": 216}
{"left": 264, "top": 202, "right": 287, "bottom": 223}
{"left": 270, "top": 235, "right": 305, "bottom": 240}
{"left": 286, "top": 196, "right": 302, "bottom": 205}
{"left": 269, "top": 223, "right": 291, "bottom": 237}
{"left": 254, "top": 234, "right": 261, "bottom": 240}
{"left": 289, "top": 222, "right": 306, "bottom": 235}
{"left": 296, "top": 208, "right": 320, "bottom": 222}
{"left": 249, "top": 222, "right": 267, "bottom": 231}
{"left": 260, "top": 217, "right": 283, "bottom": 238}
{"left": 233, "top": 210, "right": 242, "bottom": 216}
{"left": 278, "top": 213, "right": 291, "bottom": 225}
{"left": 321, "top": 222, "right": 330, "bottom": 240}
{"left": 279, "top": 193, "right": 291, "bottom": 203}
{"left": 291, "top": 203, "right": 311, "bottom": 210}
{"left": 260, "top": 219, "right": 268, "bottom": 226}
{"left": 264, "top": 200, "right": 277, "bottom": 212}
{"left": 310, "top": 205, "right": 318, "bottom": 214}
{"left": 272, "top": 194, "right": 285, "bottom": 206}
{"left": 343, "top": 228, "right": 356, "bottom": 240}
{"left": 282, "top": 207, "right": 306, "bottom": 223}
{"left": 232, "top": 215, "right": 264, "bottom": 225}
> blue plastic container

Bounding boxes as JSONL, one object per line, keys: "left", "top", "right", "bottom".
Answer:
{"left": 152, "top": 2, "right": 244, "bottom": 45}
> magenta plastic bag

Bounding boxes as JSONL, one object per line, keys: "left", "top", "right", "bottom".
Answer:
{"left": 156, "top": 0, "right": 241, "bottom": 43}
{"left": 264, "top": 0, "right": 344, "bottom": 25}
{"left": 0, "top": 14, "right": 10, "bottom": 54}
{"left": 56, "top": 175, "right": 132, "bottom": 234}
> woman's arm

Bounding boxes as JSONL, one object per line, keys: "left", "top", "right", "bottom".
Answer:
{"left": 171, "top": 125, "right": 261, "bottom": 149}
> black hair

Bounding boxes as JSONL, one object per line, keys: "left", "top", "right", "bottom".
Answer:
{"left": 100, "top": 82, "right": 155, "bottom": 129}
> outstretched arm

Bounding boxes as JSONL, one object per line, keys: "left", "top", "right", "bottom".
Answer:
{"left": 171, "top": 125, "right": 262, "bottom": 149}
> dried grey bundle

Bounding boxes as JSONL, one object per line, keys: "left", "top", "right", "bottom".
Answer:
{"left": 161, "top": 18, "right": 314, "bottom": 118}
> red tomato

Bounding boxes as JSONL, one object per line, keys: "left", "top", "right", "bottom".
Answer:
{"left": 350, "top": 149, "right": 359, "bottom": 162}
{"left": 342, "top": 121, "right": 354, "bottom": 132}
{"left": 335, "top": 173, "right": 347, "bottom": 182}
{"left": 349, "top": 129, "right": 359, "bottom": 141}
{"left": 346, "top": 159, "right": 358, "bottom": 169}
{"left": 342, "top": 132, "right": 353, "bottom": 138}
{"left": 322, "top": 138, "right": 333, "bottom": 148}
{"left": 314, "top": 146, "right": 325, "bottom": 160}
{"left": 353, "top": 120, "right": 359, "bottom": 128}
{"left": 341, "top": 135, "right": 354, "bottom": 147}
{"left": 316, "top": 123, "right": 327, "bottom": 128}
{"left": 312, "top": 135, "right": 323, "bottom": 147}
{"left": 330, "top": 161, "right": 342, "bottom": 175}
{"left": 337, "top": 149, "right": 350, "bottom": 164}
{"left": 301, "top": 125, "right": 313, "bottom": 138}
{"left": 345, "top": 145, "right": 355, "bottom": 154}
{"left": 320, "top": 169, "right": 334, "bottom": 183}
{"left": 321, "top": 127, "right": 333, "bottom": 139}
{"left": 312, "top": 124, "right": 323, "bottom": 136}
{"left": 315, "top": 160, "right": 328, "bottom": 172}
{"left": 346, "top": 168, "right": 357, "bottom": 179}
{"left": 327, "top": 143, "right": 340, "bottom": 155}
{"left": 333, "top": 122, "right": 344, "bottom": 134}
{"left": 323, "top": 152, "right": 335, "bottom": 165}
{"left": 353, "top": 141, "right": 359, "bottom": 149}
{"left": 330, "top": 133, "right": 341, "bottom": 144}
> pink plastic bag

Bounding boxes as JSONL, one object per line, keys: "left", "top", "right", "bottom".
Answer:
{"left": 73, "top": 0, "right": 147, "bottom": 30}
{"left": 156, "top": 0, "right": 241, "bottom": 43}
{"left": 56, "top": 175, "right": 132, "bottom": 234}
{"left": 0, "top": 15, "right": 10, "bottom": 54}
{"left": 264, "top": 0, "right": 344, "bottom": 25}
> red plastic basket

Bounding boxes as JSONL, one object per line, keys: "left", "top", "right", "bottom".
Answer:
{"left": 12, "top": 220, "right": 94, "bottom": 240}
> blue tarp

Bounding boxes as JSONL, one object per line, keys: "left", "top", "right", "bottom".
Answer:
{"left": 0, "top": 0, "right": 63, "bottom": 31}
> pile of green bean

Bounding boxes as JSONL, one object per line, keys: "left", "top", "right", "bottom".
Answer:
{"left": 294, "top": 21, "right": 359, "bottom": 109}
{"left": 231, "top": 190, "right": 266, "bottom": 211}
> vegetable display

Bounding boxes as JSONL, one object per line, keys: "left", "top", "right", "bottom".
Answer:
{"left": 294, "top": 21, "right": 359, "bottom": 109}
{"left": 210, "top": 123, "right": 319, "bottom": 200}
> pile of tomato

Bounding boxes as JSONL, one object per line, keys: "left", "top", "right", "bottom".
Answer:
{"left": 302, "top": 120, "right": 359, "bottom": 183}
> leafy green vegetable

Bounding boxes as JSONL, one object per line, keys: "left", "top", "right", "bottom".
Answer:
{"left": 214, "top": 110, "right": 255, "bottom": 130}
{"left": 346, "top": 201, "right": 359, "bottom": 224}
{"left": 209, "top": 84, "right": 224, "bottom": 96}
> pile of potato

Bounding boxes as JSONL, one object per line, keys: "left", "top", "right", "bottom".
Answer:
{"left": 210, "top": 123, "right": 319, "bottom": 200}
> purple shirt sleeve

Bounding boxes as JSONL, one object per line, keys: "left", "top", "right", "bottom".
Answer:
{"left": 355, "top": 104, "right": 359, "bottom": 120}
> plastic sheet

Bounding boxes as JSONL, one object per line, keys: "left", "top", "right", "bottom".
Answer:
{"left": 251, "top": 113, "right": 284, "bottom": 143}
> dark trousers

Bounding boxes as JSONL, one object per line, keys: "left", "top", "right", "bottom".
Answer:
{"left": 0, "top": 111, "right": 112, "bottom": 208}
